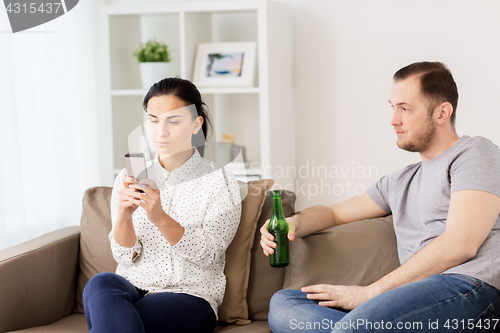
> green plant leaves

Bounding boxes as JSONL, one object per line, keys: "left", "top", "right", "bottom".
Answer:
{"left": 133, "top": 39, "right": 172, "bottom": 63}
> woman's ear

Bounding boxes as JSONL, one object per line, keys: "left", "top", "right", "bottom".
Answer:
{"left": 193, "top": 116, "right": 204, "bottom": 134}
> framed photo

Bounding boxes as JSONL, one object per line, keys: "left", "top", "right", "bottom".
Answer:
{"left": 193, "top": 42, "right": 257, "bottom": 88}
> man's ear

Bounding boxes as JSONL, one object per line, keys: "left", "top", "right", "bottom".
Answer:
{"left": 436, "top": 102, "right": 454, "bottom": 125}
{"left": 193, "top": 116, "right": 204, "bottom": 134}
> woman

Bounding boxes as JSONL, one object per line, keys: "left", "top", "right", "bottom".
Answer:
{"left": 83, "top": 77, "right": 242, "bottom": 333}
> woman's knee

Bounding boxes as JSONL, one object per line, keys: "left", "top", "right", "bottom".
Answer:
{"left": 85, "top": 272, "right": 119, "bottom": 290}
{"left": 83, "top": 272, "right": 123, "bottom": 300}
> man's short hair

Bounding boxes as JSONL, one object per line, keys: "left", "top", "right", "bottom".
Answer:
{"left": 393, "top": 61, "right": 459, "bottom": 124}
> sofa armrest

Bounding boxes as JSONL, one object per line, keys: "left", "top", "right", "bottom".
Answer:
{"left": 0, "top": 226, "right": 81, "bottom": 332}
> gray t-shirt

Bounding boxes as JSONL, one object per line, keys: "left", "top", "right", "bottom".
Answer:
{"left": 367, "top": 135, "right": 500, "bottom": 290}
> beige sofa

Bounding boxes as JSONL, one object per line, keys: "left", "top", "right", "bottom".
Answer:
{"left": 0, "top": 180, "right": 400, "bottom": 333}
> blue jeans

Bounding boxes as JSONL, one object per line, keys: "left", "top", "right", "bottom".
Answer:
{"left": 269, "top": 274, "right": 500, "bottom": 333}
{"left": 83, "top": 272, "right": 216, "bottom": 333}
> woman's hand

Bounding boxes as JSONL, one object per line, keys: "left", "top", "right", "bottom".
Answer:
{"left": 128, "top": 179, "right": 167, "bottom": 227}
{"left": 260, "top": 215, "right": 299, "bottom": 256}
{"left": 129, "top": 180, "right": 184, "bottom": 245}
{"left": 116, "top": 176, "right": 141, "bottom": 222}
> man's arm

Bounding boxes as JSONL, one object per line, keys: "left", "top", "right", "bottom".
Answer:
{"left": 260, "top": 191, "right": 389, "bottom": 256}
{"left": 303, "top": 190, "right": 500, "bottom": 310}
{"left": 296, "top": 190, "right": 390, "bottom": 237}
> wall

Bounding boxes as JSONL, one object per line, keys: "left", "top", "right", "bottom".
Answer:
{"left": 106, "top": 0, "right": 500, "bottom": 210}
{"left": 287, "top": 0, "right": 500, "bottom": 211}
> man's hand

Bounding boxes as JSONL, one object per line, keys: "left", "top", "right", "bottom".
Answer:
{"left": 301, "top": 284, "right": 381, "bottom": 310}
{"left": 260, "top": 215, "right": 298, "bottom": 256}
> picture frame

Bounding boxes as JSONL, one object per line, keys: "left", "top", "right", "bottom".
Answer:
{"left": 192, "top": 42, "right": 257, "bottom": 88}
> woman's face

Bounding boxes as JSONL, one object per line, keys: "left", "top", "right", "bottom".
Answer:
{"left": 146, "top": 94, "right": 203, "bottom": 158}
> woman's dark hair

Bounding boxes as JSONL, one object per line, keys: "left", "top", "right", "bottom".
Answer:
{"left": 143, "top": 77, "right": 213, "bottom": 156}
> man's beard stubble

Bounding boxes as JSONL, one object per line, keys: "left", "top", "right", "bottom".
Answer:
{"left": 397, "top": 116, "right": 436, "bottom": 153}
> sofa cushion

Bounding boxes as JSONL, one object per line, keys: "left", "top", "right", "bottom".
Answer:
{"left": 8, "top": 314, "right": 88, "bottom": 333}
{"left": 214, "top": 320, "right": 271, "bottom": 332}
{"left": 218, "top": 179, "right": 274, "bottom": 325}
{"left": 75, "top": 187, "right": 117, "bottom": 313}
{"left": 246, "top": 190, "right": 296, "bottom": 321}
{"left": 284, "top": 215, "right": 400, "bottom": 289}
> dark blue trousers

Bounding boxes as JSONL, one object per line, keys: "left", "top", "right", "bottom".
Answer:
{"left": 83, "top": 272, "right": 216, "bottom": 333}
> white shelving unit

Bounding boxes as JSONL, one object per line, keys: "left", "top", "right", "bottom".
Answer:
{"left": 100, "top": 0, "right": 295, "bottom": 189}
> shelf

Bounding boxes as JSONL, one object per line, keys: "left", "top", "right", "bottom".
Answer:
{"left": 225, "top": 162, "right": 262, "bottom": 176}
{"left": 100, "top": 1, "right": 289, "bottom": 16}
{"left": 102, "top": 1, "right": 294, "bottom": 189}
{"left": 199, "top": 87, "right": 260, "bottom": 94}
{"left": 111, "top": 87, "right": 260, "bottom": 96}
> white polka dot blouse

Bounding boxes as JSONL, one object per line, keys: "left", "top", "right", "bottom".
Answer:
{"left": 109, "top": 148, "right": 242, "bottom": 318}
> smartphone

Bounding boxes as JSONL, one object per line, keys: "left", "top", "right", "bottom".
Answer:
{"left": 125, "top": 152, "right": 148, "bottom": 193}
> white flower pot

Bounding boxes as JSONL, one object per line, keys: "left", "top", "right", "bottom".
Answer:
{"left": 139, "top": 62, "right": 169, "bottom": 91}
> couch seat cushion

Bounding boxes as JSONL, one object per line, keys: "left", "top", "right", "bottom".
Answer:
{"left": 214, "top": 320, "right": 271, "bottom": 332}
{"left": 7, "top": 314, "right": 88, "bottom": 333}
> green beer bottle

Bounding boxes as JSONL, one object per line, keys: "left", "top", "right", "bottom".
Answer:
{"left": 268, "top": 190, "right": 290, "bottom": 267}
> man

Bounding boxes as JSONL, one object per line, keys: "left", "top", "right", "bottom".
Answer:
{"left": 261, "top": 62, "right": 500, "bottom": 332}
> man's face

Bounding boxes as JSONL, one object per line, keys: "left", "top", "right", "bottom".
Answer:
{"left": 388, "top": 75, "right": 436, "bottom": 153}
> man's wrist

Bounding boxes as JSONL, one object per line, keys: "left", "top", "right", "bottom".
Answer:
{"left": 290, "top": 213, "right": 300, "bottom": 223}
{"left": 367, "top": 279, "right": 389, "bottom": 298}
{"left": 288, "top": 213, "right": 300, "bottom": 236}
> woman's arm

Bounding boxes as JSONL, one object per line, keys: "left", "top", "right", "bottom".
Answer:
{"left": 109, "top": 169, "right": 143, "bottom": 267}
{"left": 113, "top": 216, "right": 139, "bottom": 259}
{"left": 154, "top": 214, "right": 185, "bottom": 246}
{"left": 127, "top": 178, "right": 185, "bottom": 246}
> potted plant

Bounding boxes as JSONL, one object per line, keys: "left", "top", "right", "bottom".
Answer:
{"left": 134, "top": 39, "right": 172, "bottom": 90}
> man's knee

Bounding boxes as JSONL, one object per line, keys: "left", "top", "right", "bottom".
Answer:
{"left": 270, "top": 289, "right": 305, "bottom": 312}
{"left": 269, "top": 289, "right": 305, "bottom": 330}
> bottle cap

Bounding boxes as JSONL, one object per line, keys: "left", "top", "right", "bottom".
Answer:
{"left": 272, "top": 190, "right": 281, "bottom": 197}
